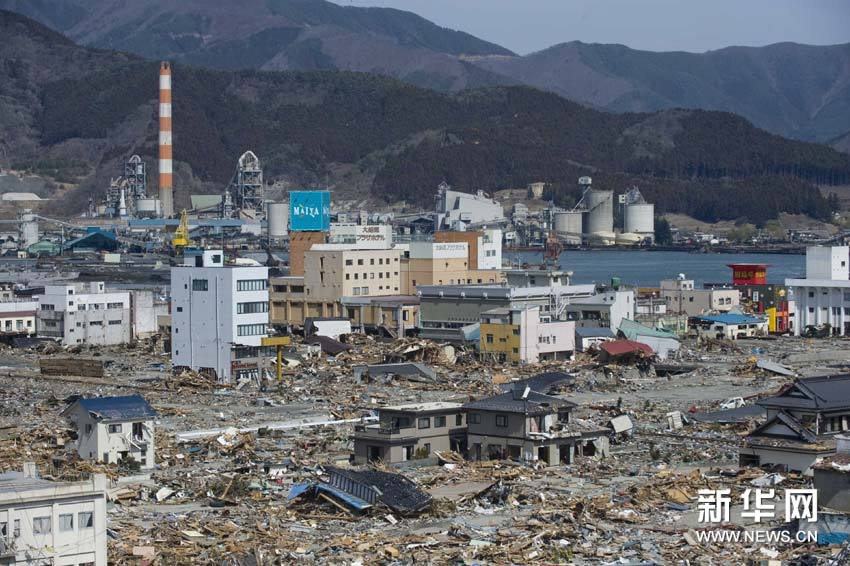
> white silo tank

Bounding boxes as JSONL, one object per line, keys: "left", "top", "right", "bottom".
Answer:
{"left": 584, "top": 189, "right": 614, "bottom": 236}
{"left": 624, "top": 203, "right": 655, "bottom": 238}
{"left": 136, "top": 198, "right": 161, "bottom": 218}
{"left": 267, "top": 202, "right": 289, "bottom": 238}
{"left": 554, "top": 211, "right": 583, "bottom": 245}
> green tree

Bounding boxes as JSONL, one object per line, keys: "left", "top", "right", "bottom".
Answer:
{"left": 654, "top": 216, "right": 673, "bottom": 245}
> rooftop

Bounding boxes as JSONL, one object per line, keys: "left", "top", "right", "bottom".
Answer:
{"left": 758, "top": 374, "right": 850, "bottom": 411}
{"left": 463, "top": 389, "right": 576, "bottom": 415}
{"left": 692, "top": 313, "right": 766, "bottom": 325}
{"left": 382, "top": 402, "right": 462, "bottom": 413}
{"left": 64, "top": 394, "right": 157, "bottom": 423}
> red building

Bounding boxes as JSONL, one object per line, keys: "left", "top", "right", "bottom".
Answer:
{"left": 727, "top": 264, "right": 789, "bottom": 333}
{"left": 728, "top": 263, "right": 768, "bottom": 286}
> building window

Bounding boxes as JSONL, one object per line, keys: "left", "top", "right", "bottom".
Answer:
{"left": 237, "top": 302, "right": 269, "bottom": 314}
{"left": 13, "top": 519, "right": 19, "bottom": 537}
{"left": 0, "top": 522, "right": 5, "bottom": 537}
{"left": 418, "top": 417, "right": 430, "bottom": 429}
{"left": 361, "top": 287, "right": 369, "bottom": 295}
{"left": 809, "top": 291, "right": 815, "bottom": 298}
{"left": 370, "top": 258, "right": 375, "bottom": 265}
{"left": 357, "top": 259, "right": 364, "bottom": 266}
{"left": 486, "top": 334, "right": 494, "bottom": 344}
{"left": 59, "top": 514, "right": 74, "bottom": 532}
{"left": 107, "top": 302, "right": 124, "bottom": 309}
{"left": 353, "top": 288, "right": 361, "bottom": 296}
{"left": 512, "top": 328, "right": 520, "bottom": 336}
{"left": 346, "top": 274, "right": 350, "bottom": 280}
{"left": 85, "top": 424, "right": 93, "bottom": 434}
{"left": 468, "top": 413, "right": 481, "bottom": 424}
{"left": 237, "top": 324, "right": 267, "bottom": 336}
{"left": 176, "top": 307, "right": 183, "bottom": 312}
{"left": 495, "top": 415, "right": 508, "bottom": 427}
{"left": 40, "top": 304, "right": 55, "bottom": 311}
{"left": 89, "top": 321, "right": 103, "bottom": 326}
{"left": 108, "top": 424, "right": 122, "bottom": 433}
{"left": 237, "top": 279, "right": 268, "bottom": 291}
{"left": 32, "top": 516, "right": 51, "bottom": 535}
{"left": 345, "top": 259, "right": 353, "bottom": 266}
{"left": 456, "top": 414, "right": 463, "bottom": 426}
{"left": 192, "top": 279, "right": 209, "bottom": 291}
{"left": 78, "top": 512, "right": 93, "bottom": 529}
{"left": 434, "top": 416, "right": 446, "bottom": 427}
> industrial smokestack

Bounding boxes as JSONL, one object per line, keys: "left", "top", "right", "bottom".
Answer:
{"left": 158, "top": 61, "right": 174, "bottom": 218}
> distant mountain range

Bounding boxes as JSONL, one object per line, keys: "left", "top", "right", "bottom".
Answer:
{"left": 2, "top": 9, "right": 849, "bottom": 226}
{"left": 3, "top": 0, "right": 850, "bottom": 147}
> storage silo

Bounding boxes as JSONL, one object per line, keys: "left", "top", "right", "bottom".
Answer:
{"left": 583, "top": 189, "right": 614, "bottom": 237}
{"left": 624, "top": 203, "right": 655, "bottom": 241}
{"left": 19, "top": 210, "right": 38, "bottom": 248}
{"left": 554, "top": 211, "right": 583, "bottom": 245}
{"left": 267, "top": 202, "right": 289, "bottom": 238}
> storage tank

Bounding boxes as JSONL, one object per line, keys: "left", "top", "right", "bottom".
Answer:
{"left": 135, "top": 198, "right": 161, "bottom": 218}
{"left": 18, "top": 210, "right": 38, "bottom": 248}
{"left": 583, "top": 189, "right": 614, "bottom": 236}
{"left": 554, "top": 211, "right": 583, "bottom": 245}
{"left": 267, "top": 202, "right": 289, "bottom": 238}
{"left": 624, "top": 203, "right": 654, "bottom": 234}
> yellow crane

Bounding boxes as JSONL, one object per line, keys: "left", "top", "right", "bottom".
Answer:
{"left": 172, "top": 209, "right": 191, "bottom": 250}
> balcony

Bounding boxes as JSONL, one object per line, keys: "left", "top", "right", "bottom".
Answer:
{"left": 353, "top": 423, "right": 414, "bottom": 440}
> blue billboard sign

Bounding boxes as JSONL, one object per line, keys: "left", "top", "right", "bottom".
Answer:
{"left": 289, "top": 190, "right": 331, "bottom": 232}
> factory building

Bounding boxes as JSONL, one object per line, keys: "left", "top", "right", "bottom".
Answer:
{"left": 435, "top": 182, "right": 505, "bottom": 230}
{"left": 787, "top": 246, "right": 850, "bottom": 336}
{"left": 36, "top": 282, "right": 132, "bottom": 346}
{"left": 171, "top": 250, "right": 270, "bottom": 383}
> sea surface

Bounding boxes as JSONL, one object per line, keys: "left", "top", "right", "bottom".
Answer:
{"left": 504, "top": 250, "right": 806, "bottom": 287}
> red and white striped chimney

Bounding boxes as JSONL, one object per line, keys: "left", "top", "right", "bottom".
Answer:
{"left": 158, "top": 61, "right": 174, "bottom": 218}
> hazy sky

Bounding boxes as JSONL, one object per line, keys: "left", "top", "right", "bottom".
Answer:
{"left": 346, "top": 0, "right": 850, "bottom": 55}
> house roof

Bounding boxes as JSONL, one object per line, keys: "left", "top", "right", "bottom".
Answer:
{"left": 749, "top": 410, "right": 818, "bottom": 444}
{"left": 600, "top": 339, "right": 653, "bottom": 357}
{"left": 692, "top": 313, "right": 765, "bottom": 325}
{"left": 575, "top": 327, "right": 616, "bottom": 339}
{"left": 618, "top": 318, "right": 678, "bottom": 340}
{"left": 757, "top": 374, "right": 850, "bottom": 411}
{"left": 504, "top": 371, "right": 575, "bottom": 395}
{"left": 463, "top": 389, "right": 576, "bottom": 415}
{"left": 63, "top": 394, "right": 157, "bottom": 423}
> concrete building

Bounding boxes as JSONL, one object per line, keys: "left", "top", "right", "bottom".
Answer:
{"left": 400, "top": 241, "right": 502, "bottom": 295}
{"left": 727, "top": 263, "right": 791, "bottom": 334}
{"left": 171, "top": 249, "right": 271, "bottom": 382}
{"left": 328, "top": 223, "right": 393, "bottom": 249}
{"left": 288, "top": 231, "right": 327, "bottom": 277}
{"left": 463, "top": 387, "right": 609, "bottom": 466}
{"left": 62, "top": 394, "right": 157, "bottom": 469}
{"left": 660, "top": 276, "right": 740, "bottom": 316}
{"left": 479, "top": 306, "right": 575, "bottom": 364}
{"left": 434, "top": 229, "right": 502, "bottom": 270}
{"left": 37, "top": 282, "right": 131, "bottom": 346}
{"left": 690, "top": 313, "right": 769, "bottom": 340}
{"left": 352, "top": 402, "right": 466, "bottom": 464}
{"left": 0, "top": 299, "right": 37, "bottom": 336}
{"left": 740, "top": 374, "right": 850, "bottom": 474}
{"left": 0, "top": 464, "right": 108, "bottom": 565}
{"left": 129, "top": 289, "right": 169, "bottom": 340}
{"left": 435, "top": 183, "right": 505, "bottom": 230}
{"left": 417, "top": 283, "right": 596, "bottom": 342}
{"left": 504, "top": 269, "right": 571, "bottom": 288}
{"left": 339, "top": 295, "right": 419, "bottom": 337}
{"left": 565, "top": 289, "right": 635, "bottom": 330}
{"left": 786, "top": 246, "right": 850, "bottom": 336}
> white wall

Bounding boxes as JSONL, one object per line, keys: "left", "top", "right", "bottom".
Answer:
{"left": 408, "top": 241, "right": 468, "bottom": 260}
{"left": 806, "top": 246, "right": 849, "bottom": 280}
{"left": 37, "top": 283, "right": 131, "bottom": 346}
{"left": 67, "top": 405, "right": 155, "bottom": 470}
{"left": 477, "top": 229, "right": 502, "bottom": 270}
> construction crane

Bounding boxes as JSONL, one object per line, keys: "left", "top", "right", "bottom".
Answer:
{"left": 172, "top": 210, "right": 191, "bottom": 250}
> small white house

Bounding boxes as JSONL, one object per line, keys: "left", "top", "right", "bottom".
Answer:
{"left": 690, "top": 314, "right": 768, "bottom": 340}
{"left": 62, "top": 394, "right": 157, "bottom": 470}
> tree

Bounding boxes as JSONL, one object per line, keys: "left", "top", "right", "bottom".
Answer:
{"left": 654, "top": 216, "right": 673, "bottom": 245}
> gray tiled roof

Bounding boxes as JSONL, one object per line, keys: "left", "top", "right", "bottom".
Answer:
{"left": 758, "top": 374, "right": 850, "bottom": 411}
{"left": 463, "top": 389, "right": 576, "bottom": 415}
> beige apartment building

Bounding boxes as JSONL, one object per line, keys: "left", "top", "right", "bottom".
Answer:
{"left": 400, "top": 241, "right": 504, "bottom": 295}
{"left": 270, "top": 247, "right": 403, "bottom": 327}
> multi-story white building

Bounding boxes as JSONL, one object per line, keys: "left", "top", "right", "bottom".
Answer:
{"left": 659, "top": 276, "right": 739, "bottom": 316}
{"left": 0, "top": 463, "right": 108, "bottom": 565}
{"left": 61, "top": 394, "right": 157, "bottom": 470}
{"left": 171, "top": 250, "right": 270, "bottom": 382}
{"left": 36, "top": 282, "right": 131, "bottom": 346}
{"left": 787, "top": 246, "right": 850, "bottom": 336}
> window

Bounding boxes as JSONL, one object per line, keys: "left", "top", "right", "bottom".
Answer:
{"left": 423, "top": 443, "right": 431, "bottom": 454}
{"left": 13, "top": 519, "right": 19, "bottom": 537}
{"left": 345, "top": 259, "right": 353, "bottom": 266}
{"left": 40, "top": 304, "right": 55, "bottom": 311}
{"left": 361, "top": 287, "right": 369, "bottom": 295}
{"left": 85, "top": 423, "right": 92, "bottom": 435}
{"left": 237, "top": 302, "right": 269, "bottom": 314}
{"left": 418, "top": 417, "right": 430, "bottom": 429}
{"left": 33, "top": 516, "right": 51, "bottom": 535}
{"left": 486, "top": 334, "right": 494, "bottom": 344}
{"left": 78, "top": 512, "right": 93, "bottom": 529}
{"left": 495, "top": 415, "right": 508, "bottom": 427}
{"left": 59, "top": 513, "right": 74, "bottom": 532}
{"left": 370, "top": 258, "right": 375, "bottom": 265}
{"left": 89, "top": 321, "right": 102, "bottom": 326}
{"left": 346, "top": 274, "right": 350, "bottom": 280}
{"left": 357, "top": 259, "right": 364, "bottom": 266}
{"left": 370, "top": 273, "right": 375, "bottom": 279}
{"left": 0, "top": 522, "right": 5, "bottom": 537}
{"left": 456, "top": 414, "right": 463, "bottom": 426}
{"left": 176, "top": 307, "right": 183, "bottom": 312}
{"left": 353, "top": 288, "right": 361, "bottom": 296}
{"left": 107, "top": 302, "right": 124, "bottom": 309}
{"left": 434, "top": 416, "right": 446, "bottom": 428}
{"left": 237, "top": 279, "right": 267, "bottom": 291}
{"left": 108, "top": 424, "right": 122, "bottom": 433}
{"left": 512, "top": 328, "right": 520, "bottom": 336}
{"left": 237, "top": 324, "right": 267, "bottom": 336}
{"left": 192, "top": 279, "right": 209, "bottom": 291}
{"left": 469, "top": 413, "right": 481, "bottom": 424}
{"left": 108, "top": 320, "right": 122, "bottom": 325}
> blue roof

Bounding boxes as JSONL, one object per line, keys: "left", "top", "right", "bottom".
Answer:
{"left": 576, "top": 327, "right": 616, "bottom": 338}
{"left": 693, "top": 313, "right": 766, "bottom": 325}
{"left": 63, "top": 229, "right": 118, "bottom": 250}
{"left": 68, "top": 394, "right": 157, "bottom": 422}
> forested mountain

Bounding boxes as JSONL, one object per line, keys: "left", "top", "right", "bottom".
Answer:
{"left": 4, "top": 0, "right": 850, "bottom": 143}
{"left": 2, "top": 10, "right": 849, "bottom": 225}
